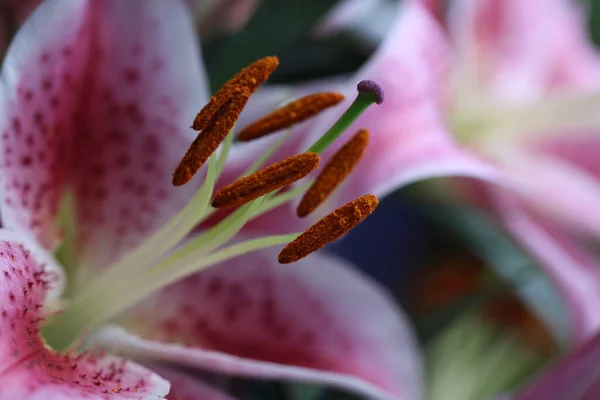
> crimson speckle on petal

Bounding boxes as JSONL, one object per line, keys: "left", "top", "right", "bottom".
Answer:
{"left": 0, "top": 0, "right": 207, "bottom": 268}
{"left": 116, "top": 248, "right": 422, "bottom": 400}
{"left": 0, "top": 236, "right": 168, "bottom": 398}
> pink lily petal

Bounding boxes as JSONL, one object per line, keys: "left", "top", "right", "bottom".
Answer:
{"left": 94, "top": 248, "right": 423, "bottom": 400}
{"left": 490, "top": 190, "right": 600, "bottom": 342}
{"left": 0, "top": 230, "right": 169, "bottom": 399}
{"left": 300, "top": 1, "right": 504, "bottom": 206}
{"left": 450, "top": 0, "right": 600, "bottom": 101}
{"left": 496, "top": 147, "right": 600, "bottom": 239}
{"left": 151, "top": 366, "right": 235, "bottom": 400}
{"left": 536, "top": 134, "right": 600, "bottom": 181}
{"left": 516, "top": 330, "right": 600, "bottom": 399}
{"left": 0, "top": 229, "right": 66, "bottom": 305}
{"left": 0, "top": 0, "right": 208, "bottom": 268}
{"left": 411, "top": 0, "right": 446, "bottom": 25}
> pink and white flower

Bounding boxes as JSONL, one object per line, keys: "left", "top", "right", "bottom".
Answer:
{"left": 0, "top": 0, "right": 423, "bottom": 398}
{"left": 276, "top": 0, "right": 600, "bottom": 343}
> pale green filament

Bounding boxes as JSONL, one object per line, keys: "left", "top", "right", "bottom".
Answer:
{"left": 44, "top": 191, "right": 299, "bottom": 349}
{"left": 44, "top": 86, "right": 378, "bottom": 351}
{"left": 55, "top": 190, "right": 77, "bottom": 296}
{"left": 72, "top": 132, "right": 235, "bottom": 300}
{"left": 425, "top": 311, "right": 549, "bottom": 400}
{"left": 42, "top": 127, "right": 305, "bottom": 350}
{"left": 99, "top": 234, "right": 298, "bottom": 325}
{"left": 43, "top": 232, "right": 298, "bottom": 350}
{"left": 69, "top": 151, "right": 220, "bottom": 303}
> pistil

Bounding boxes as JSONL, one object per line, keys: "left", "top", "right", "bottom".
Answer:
{"left": 307, "top": 80, "right": 383, "bottom": 154}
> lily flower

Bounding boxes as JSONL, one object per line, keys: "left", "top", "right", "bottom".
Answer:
{"left": 272, "top": 0, "right": 600, "bottom": 343}
{"left": 0, "top": 0, "right": 423, "bottom": 399}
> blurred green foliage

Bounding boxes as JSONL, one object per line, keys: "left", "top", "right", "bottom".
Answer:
{"left": 205, "top": 0, "right": 341, "bottom": 89}
{"left": 586, "top": 0, "right": 600, "bottom": 46}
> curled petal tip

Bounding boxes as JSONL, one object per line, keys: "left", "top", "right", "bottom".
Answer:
{"left": 357, "top": 80, "right": 384, "bottom": 104}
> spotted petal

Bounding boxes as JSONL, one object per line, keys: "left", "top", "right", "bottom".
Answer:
{"left": 300, "top": 1, "right": 505, "bottom": 208}
{"left": 94, "top": 248, "right": 423, "bottom": 400}
{"left": 0, "top": 230, "right": 169, "bottom": 399}
{"left": 0, "top": 0, "right": 208, "bottom": 269}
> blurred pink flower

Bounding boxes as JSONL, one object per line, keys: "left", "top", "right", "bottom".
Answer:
{"left": 0, "top": 0, "right": 422, "bottom": 399}
{"left": 269, "top": 0, "right": 600, "bottom": 343}
{"left": 412, "top": 0, "right": 600, "bottom": 343}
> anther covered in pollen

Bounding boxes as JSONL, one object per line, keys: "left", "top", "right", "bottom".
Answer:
{"left": 212, "top": 152, "right": 320, "bottom": 208}
{"left": 173, "top": 88, "right": 251, "bottom": 186}
{"left": 298, "top": 129, "right": 369, "bottom": 217}
{"left": 173, "top": 56, "right": 279, "bottom": 186}
{"left": 237, "top": 92, "right": 345, "bottom": 141}
{"left": 192, "top": 56, "right": 280, "bottom": 131}
{"left": 279, "top": 194, "right": 379, "bottom": 264}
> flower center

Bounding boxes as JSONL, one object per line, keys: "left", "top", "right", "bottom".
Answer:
{"left": 449, "top": 89, "right": 600, "bottom": 153}
{"left": 41, "top": 58, "right": 384, "bottom": 351}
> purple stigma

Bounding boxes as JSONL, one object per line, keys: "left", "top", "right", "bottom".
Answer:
{"left": 357, "top": 80, "right": 384, "bottom": 104}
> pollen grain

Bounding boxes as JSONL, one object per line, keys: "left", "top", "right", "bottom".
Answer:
{"left": 297, "top": 129, "right": 369, "bottom": 217}
{"left": 278, "top": 194, "right": 379, "bottom": 263}
{"left": 237, "top": 92, "right": 345, "bottom": 141}
{"left": 211, "top": 152, "right": 320, "bottom": 208}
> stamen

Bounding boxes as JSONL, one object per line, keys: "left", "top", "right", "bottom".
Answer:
{"left": 173, "top": 88, "right": 251, "bottom": 186}
{"left": 192, "top": 56, "right": 280, "bottom": 131}
{"left": 278, "top": 194, "right": 378, "bottom": 263}
{"left": 307, "top": 80, "right": 384, "bottom": 154}
{"left": 212, "top": 152, "right": 320, "bottom": 208}
{"left": 297, "top": 129, "right": 369, "bottom": 217}
{"left": 237, "top": 92, "right": 345, "bottom": 141}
